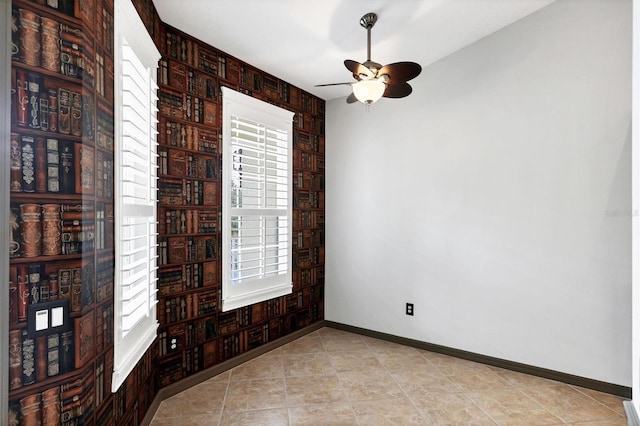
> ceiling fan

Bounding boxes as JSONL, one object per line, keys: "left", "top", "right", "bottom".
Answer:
{"left": 316, "top": 12, "right": 422, "bottom": 105}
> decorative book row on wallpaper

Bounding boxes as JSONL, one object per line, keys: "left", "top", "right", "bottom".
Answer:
{"left": 294, "top": 170, "right": 325, "bottom": 191}
{"left": 161, "top": 31, "right": 305, "bottom": 106}
{"left": 8, "top": 366, "right": 97, "bottom": 425}
{"left": 293, "top": 210, "right": 325, "bottom": 229}
{"left": 157, "top": 235, "right": 217, "bottom": 265}
{"left": 158, "top": 316, "right": 215, "bottom": 356}
{"left": 159, "top": 208, "right": 217, "bottom": 236}
{"left": 9, "top": 328, "right": 74, "bottom": 390}
{"left": 294, "top": 131, "right": 324, "bottom": 153}
{"left": 157, "top": 295, "right": 320, "bottom": 355}
{"left": 8, "top": 309, "right": 99, "bottom": 404}
{"left": 160, "top": 118, "right": 219, "bottom": 153}
{"left": 158, "top": 261, "right": 217, "bottom": 296}
{"left": 293, "top": 265, "right": 325, "bottom": 288}
{"left": 294, "top": 150, "right": 325, "bottom": 174}
{"left": 162, "top": 29, "right": 237, "bottom": 84}
{"left": 293, "top": 247, "right": 324, "bottom": 269}
{"left": 11, "top": 70, "right": 95, "bottom": 138}
{"left": 12, "top": 6, "right": 94, "bottom": 83}
{"left": 293, "top": 191, "right": 325, "bottom": 209}
{"left": 10, "top": 134, "right": 99, "bottom": 195}
{"left": 8, "top": 259, "right": 93, "bottom": 324}
{"left": 159, "top": 59, "right": 218, "bottom": 100}
{"left": 9, "top": 203, "right": 110, "bottom": 258}
{"left": 156, "top": 314, "right": 309, "bottom": 387}
{"left": 158, "top": 88, "right": 218, "bottom": 126}
{"left": 157, "top": 289, "right": 217, "bottom": 326}
{"left": 158, "top": 178, "right": 217, "bottom": 206}
{"left": 292, "top": 229, "right": 325, "bottom": 250}
{"left": 158, "top": 147, "right": 217, "bottom": 180}
{"left": 295, "top": 111, "right": 324, "bottom": 134}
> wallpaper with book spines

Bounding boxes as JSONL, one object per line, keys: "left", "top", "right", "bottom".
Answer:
{"left": 7, "top": 0, "right": 325, "bottom": 424}
{"left": 7, "top": 0, "right": 128, "bottom": 424}
{"left": 151, "top": 2, "right": 325, "bottom": 392}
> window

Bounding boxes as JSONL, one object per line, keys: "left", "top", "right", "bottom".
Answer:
{"left": 221, "top": 87, "right": 294, "bottom": 311}
{"left": 112, "top": 0, "right": 160, "bottom": 392}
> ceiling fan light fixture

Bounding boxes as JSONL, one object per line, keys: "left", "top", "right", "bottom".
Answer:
{"left": 314, "top": 12, "right": 421, "bottom": 104}
{"left": 353, "top": 77, "right": 386, "bottom": 104}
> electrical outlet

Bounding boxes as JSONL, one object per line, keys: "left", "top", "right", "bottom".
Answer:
{"left": 406, "top": 303, "right": 414, "bottom": 316}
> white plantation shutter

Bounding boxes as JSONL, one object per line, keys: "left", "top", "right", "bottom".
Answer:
{"left": 119, "top": 40, "right": 159, "bottom": 333}
{"left": 112, "top": 0, "right": 160, "bottom": 392}
{"left": 222, "top": 88, "right": 294, "bottom": 311}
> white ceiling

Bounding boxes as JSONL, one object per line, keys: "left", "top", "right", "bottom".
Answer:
{"left": 152, "top": 0, "right": 556, "bottom": 102}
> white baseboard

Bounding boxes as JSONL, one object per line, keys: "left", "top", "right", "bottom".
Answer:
{"left": 624, "top": 401, "right": 640, "bottom": 426}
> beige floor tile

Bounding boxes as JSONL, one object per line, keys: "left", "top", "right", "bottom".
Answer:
{"left": 286, "top": 375, "right": 346, "bottom": 406}
{"left": 338, "top": 368, "right": 405, "bottom": 402}
{"left": 522, "top": 385, "right": 625, "bottom": 423}
{"left": 309, "top": 327, "right": 354, "bottom": 337}
{"left": 423, "top": 352, "right": 491, "bottom": 376}
{"left": 328, "top": 351, "right": 384, "bottom": 373}
{"left": 219, "top": 408, "right": 289, "bottom": 425}
{"left": 446, "top": 367, "right": 513, "bottom": 391}
{"left": 390, "top": 367, "right": 464, "bottom": 394}
{"left": 321, "top": 334, "right": 370, "bottom": 352}
{"left": 410, "top": 392, "right": 498, "bottom": 425}
{"left": 154, "top": 380, "right": 227, "bottom": 417}
{"left": 283, "top": 352, "right": 336, "bottom": 377}
{"left": 364, "top": 337, "right": 421, "bottom": 354}
{"left": 230, "top": 355, "right": 284, "bottom": 381}
{"left": 375, "top": 349, "right": 433, "bottom": 371}
{"left": 151, "top": 329, "right": 630, "bottom": 426}
{"left": 466, "top": 388, "right": 564, "bottom": 425}
{"left": 570, "top": 386, "right": 627, "bottom": 416}
{"left": 289, "top": 402, "right": 357, "bottom": 425}
{"left": 566, "top": 419, "right": 628, "bottom": 426}
{"left": 280, "top": 336, "right": 326, "bottom": 354}
{"left": 261, "top": 346, "right": 284, "bottom": 356}
{"left": 489, "top": 367, "right": 563, "bottom": 390}
{"left": 351, "top": 397, "right": 426, "bottom": 425}
{"left": 151, "top": 413, "right": 220, "bottom": 425}
{"left": 205, "top": 370, "right": 231, "bottom": 383}
{"left": 224, "top": 378, "right": 286, "bottom": 411}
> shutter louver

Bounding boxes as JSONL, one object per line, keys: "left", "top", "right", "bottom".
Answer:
{"left": 221, "top": 87, "right": 294, "bottom": 311}
{"left": 117, "top": 38, "right": 158, "bottom": 336}
{"left": 230, "top": 116, "right": 289, "bottom": 286}
{"left": 112, "top": 0, "right": 160, "bottom": 393}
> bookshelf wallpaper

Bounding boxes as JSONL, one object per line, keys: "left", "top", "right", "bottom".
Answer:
{"left": 7, "top": 0, "right": 325, "bottom": 424}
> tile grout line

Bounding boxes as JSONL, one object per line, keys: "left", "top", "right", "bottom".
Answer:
{"left": 216, "top": 372, "right": 231, "bottom": 426}
{"left": 569, "top": 384, "right": 628, "bottom": 418}
{"left": 319, "top": 333, "right": 362, "bottom": 426}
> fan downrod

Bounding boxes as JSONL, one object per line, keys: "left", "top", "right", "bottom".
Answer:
{"left": 359, "top": 13, "right": 377, "bottom": 30}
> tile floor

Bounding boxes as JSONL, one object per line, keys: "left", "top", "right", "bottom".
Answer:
{"left": 150, "top": 327, "right": 628, "bottom": 425}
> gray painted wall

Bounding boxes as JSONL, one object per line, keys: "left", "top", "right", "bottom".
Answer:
{"left": 325, "top": 0, "right": 632, "bottom": 386}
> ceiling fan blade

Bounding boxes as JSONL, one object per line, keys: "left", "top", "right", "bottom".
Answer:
{"left": 383, "top": 82, "right": 413, "bottom": 99}
{"left": 378, "top": 62, "right": 422, "bottom": 83}
{"left": 346, "top": 93, "right": 358, "bottom": 104}
{"left": 344, "top": 59, "right": 374, "bottom": 80}
{"left": 314, "top": 82, "right": 353, "bottom": 87}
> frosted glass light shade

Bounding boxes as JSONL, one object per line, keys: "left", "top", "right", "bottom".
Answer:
{"left": 353, "top": 78, "right": 386, "bottom": 104}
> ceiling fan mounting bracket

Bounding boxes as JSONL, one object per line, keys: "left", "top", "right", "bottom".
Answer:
{"left": 360, "top": 13, "right": 377, "bottom": 30}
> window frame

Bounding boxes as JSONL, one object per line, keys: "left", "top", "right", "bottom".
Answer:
{"left": 112, "top": 0, "right": 160, "bottom": 393}
{"left": 221, "top": 87, "right": 294, "bottom": 312}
